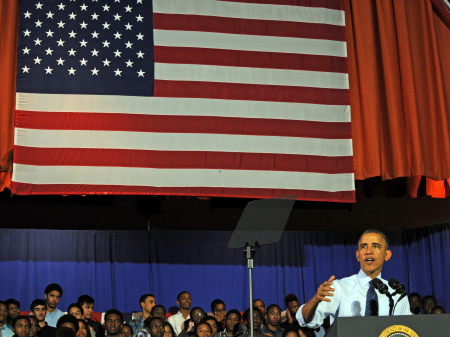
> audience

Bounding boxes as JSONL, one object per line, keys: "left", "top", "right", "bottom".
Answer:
{"left": 29, "top": 299, "right": 56, "bottom": 337}
{"left": 217, "top": 310, "right": 241, "bottom": 337}
{"left": 210, "top": 300, "right": 226, "bottom": 331}
{"left": 199, "top": 318, "right": 217, "bottom": 337}
{"left": 194, "top": 323, "right": 211, "bottom": 337}
{"left": 44, "top": 285, "right": 64, "bottom": 328}
{"left": 56, "top": 315, "right": 79, "bottom": 334}
{"left": 431, "top": 306, "right": 445, "bottom": 314}
{"left": 130, "top": 295, "right": 156, "bottom": 336}
{"left": 145, "top": 318, "right": 165, "bottom": 337}
{"left": 5, "top": 299, "right": 20, "bottom": 328}
{"left": 262, "top": 305, "right": 283, "bottom": 337}
{"left": 104, "top": 310, "right": 122, "bottom": 337}
{"left": 12, "top": 316, "right": 31, "bottom": 337}
{"left": 77, "top": 320, "right": 90, "bottom": 337}
{"left": 28, "top": 316, "right": 39, "bottom": 337}
{"left": 77, "top": 296, "right": 103, "bottom": 336}
{"left": 0, "top": 300, "right": 13, "bottom": 337}
{"left": 163, "top": 322, "right": 175, "bottom": 337}
{"left": 166, "top": 292, "right": 192, "bottom": 336}
{"left": 68, "top": 304, "right": 84, "bottom": 321}
{"left": 150, "top": 306, "right": 166, "bottom": 322}
{"left": 422, "top": 295, "right": 437, "bottom": 314}
{"left": 120, "top": 324, "right": 133, "bottom": 337}
{"left": 241, "top": 307, "right": 262, "bottom": 337}
{"left": 408, "top": 293, "right": 422, "bottom": 315}
{"left": 55, "top": 327, "right": 76, "bottom": 337}
{"left": 280, "top": 295, "right": 300, "bottom": 330}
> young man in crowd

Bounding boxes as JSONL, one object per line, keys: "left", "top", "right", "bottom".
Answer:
{"left": 30, "top": 299, "right": 57, "bottom": 337}
{"left": 262, "top": 305, "right": 284, "bottom": 337}
{"left": 179, "top": 307, "right": 206, "bottom": 336}
{"left": 5, "top": 299, "right": 20, "bottom": 328}
{"left": 77, "top": 296, "right": 103, "bottom": 336}
{"left": 11, "top": 316, "right": 31, "bottom": 337}
{"left": 408, "top": 293, "right": 422, "bottom": 315}
{"left": 210, "top": 300, "right": 226, "bottom": 330}
{"left": 241, "top": 307, "right": 263, "bottom": 337}
{"left": 104, "top": 309, "right": 123, "bottom": 337}
{"left": 29, "top": 316, "right": 39, "bottom": 337}
{"left": 145, "top": 317, "right": 165, "bottom": 337}
{"left": 0, "top": 301, "right": 13, "bottom": 337}
{"left": 431, "top": 306, "right": 445, "bottom": 314}
{"left": 150, "top": 306, "right": 166, "bottom": 322}
{"left": 280, "top": 295, "right": 300, "bottom": 329}
{"left": 167, "top": 292, "right": 191, "bottom": 336}
{"left": 44, "top": 284, "right": 64, "bottom": 328}
{"left": 253, "top": 300, "right": 266, "bottom": 323}
{"left": 422, "top": 295, "right": 437, "bottom": 314}
{"left": 56, "top": 315, "right": 79, "bottom": 334}
{"left": 199, "top": 317, "right": 218, "bottom": 337}
{"left": 130, "top": 295, "right": 156, "bottom": 336}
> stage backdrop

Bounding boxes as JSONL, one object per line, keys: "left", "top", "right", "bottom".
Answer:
{"left": 0, "top": 225, "right": 448, "bottom": 314}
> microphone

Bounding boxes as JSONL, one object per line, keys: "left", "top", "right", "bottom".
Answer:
{"left": 388, "top": 278, "right": 407, "bottom": 296}
{"left": 372, "top": 278, "right": 389, "bottom": 295}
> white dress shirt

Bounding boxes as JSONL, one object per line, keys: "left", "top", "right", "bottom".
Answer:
{"left": 167, "top": 311, "right": 190, "bottom": 336}
{"left": 296, "top": 270, "right": 411, "bottom": 329}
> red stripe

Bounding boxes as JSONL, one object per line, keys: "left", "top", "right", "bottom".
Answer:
{"left": 154, "top": 47, "right": 348, "bottom": 73}
{"left": 153, "top": 13, "right": 346, "bottom": 42}
{"left": 154, "top": 80, "right": 349, "bottom": 105}
{"left": 11, "top": 182, "right": 355, "bottom": 202}
{"left": 15, "top": 111, "right": 352, "bottom": 139}
{"left": 217, "top": 0, "right": 345, "bottom": 11}
{"left": 14, "top": 146, "right": 354, "bottom": 174}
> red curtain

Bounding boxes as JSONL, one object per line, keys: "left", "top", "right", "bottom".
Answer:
{"left": 2, "top": 0, "right": 450, "bottom": 197}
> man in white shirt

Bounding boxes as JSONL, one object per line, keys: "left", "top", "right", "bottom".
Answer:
{"left": 167, "top": 292, "right": 192, "bottom": 336}
{"left": 297, "top": 229, "right": 411, "bottom": 329}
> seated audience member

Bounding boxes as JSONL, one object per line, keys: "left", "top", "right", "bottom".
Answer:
{"left": 77, "top": 320, "right": 90, "bottom": 337}
{"left": 11, "top": 316, "right": 31, "bottom": 337}
{"left": 210, "top": 300, "right": 226, "bottom": 331}
{"left": 28, "top": 316, "right": 39, "bottom": 337}
{"left": 163, "top": 322, "right": 175, "bottom": 337}
{"left": 5, "top": 299, "right": 20, "bottom": 328}
{"left": 217, "top": 310, "right": 241, "bottom": 337}
{"left": 104, "top": 309, "right": 123, "bottom": 337}
{"left": 150, "top": 306, "right": 166, "bottom": 322}
{"left": 31, "top": 300, "right": 56, "bottom": 337}
{"left": 297, "top": 328, "right": 314, "bottom": 337}
{"left": 77, "top": 296, "right": 103, "bottom": 336}
{"left": 431, "top": 306, "right": 445, "bottom": 314}
{"left": 167, "top": 292, "right": 192, "bottom": 337}
{"left": 199, "top": 318, "right": 217, "bottom": 337}
{"left": 146, "top": 318, "right": 165, "bottom": 337}
{"left": 262, "top": 305, "right": 283, "bottom": 337}
{"left": 252, "top": 301, "right": 265, "bottom": 323}
{"left": 130, "top": 295, "right": 156, "bottom": 336}
{"left": 194, "top": 323, "right": 211, "bottom": 337}
{"left": 68, "top": 305, "right": 84, "bottom": 321}
{"left": 281, "top": 328, "right": 298, "bottom": 337}
{"left": 56, "top": 315, "right": 79, "bottom": 334}
{"left": 280, "top": 295, "right": 300, "bottom": 329}
{"left": 121, "top": 324, "right": 134, "bottom": 337}
{"left": 44, "top": 284, "right": 64, "bottom": 328}
{"left": 422, "top": 295, "right": 437, "bottom": 314}
{"left": 408, "top": 293, "right": 422, "bottom": 315}
{"left": 179, "top": 307, "right": 205, "bottom": 336}
{"left": 55, "top": 327, "right": 76, "bottom": 337}
{"left": 241, "top": 307, "right": 263, "bottom": 337}
{"left": 0, "top": 301, "right": 13, "bottom": 337}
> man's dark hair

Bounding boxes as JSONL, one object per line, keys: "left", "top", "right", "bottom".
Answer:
{"left": 68, "top": 303, "right": 83, "bottom": 313}
{"left": 252, "top": 299, "right": 265, "bottom": 306}
{"left": 45, "top": 284, "right": 63, "bottom": 296}
{"left": 122, "top": 323, "right": 132, "bottom": 330}
{"left": 104, "top": 309, "right": 123, "bottom": 323}
{"left": 431, "top": 306, "right": 445, "bottom": 313}
{"left": 56, "top": 314, "right": 79, "bottom": 332}
{"left": 266, "top": 304, "right": 282, "bottom": 313}
{"left": 55, "top": 327, "right": 76, "bottom": 337}
{"left": 284, "top": 294, "right": 299, "bottom": 307}
{"left": 210, "top": 299, "right": 225, "bottom": 313}
{"left": 78, "top": 319, "right": 90, "bottom": 333}
{"left": 12, "top": 315, "right": 30, "bottom": 328}
{"left": 184, "top": 333, "right": 198, "bottom": 337}
{"left": 0, "top": 301, "right": 6, "bottom": 307}
{"left": 164, "top": 322, "right": 175, "bottom": 336}
{"left": 242, "top": 307, "right": 262, "bottom": 322}
{"left": 5, "top": 299, "right": 20, "bottom": 308}
{"left": 282, "top": 328, "right": 299, "bottom": 337}
{"left": 30, "top": 299, "right": 47, "bottom": 311}
{"left": 177, "top": 291, "right": 190, "bottom": 302}
{"left": 200, "top": 316, "right": 218, "bottom": 327}
{"left": 195, "top": 322, "right": 211, "bottom": 335}
{"left": 144, "top": 317, "right": 164, "bottom": 329}
{"left": 29, "top": 316, "right": 38, "bottom": 324}
{"left": 358, "top": 229, "right": 389, "bottom": 249}
{"left": 299, "top": 327, "right": 316, "bottom": 337}
{"left": 139, "top": 294, "right": 155, "bottom": 305}
{"left": 225, "top": 309, "right": 241, "bottom": 321}
{"left": 422, "top": 295, "right": 437, "bottom": 304}
{"left": 77, "top": 295, "right": 94, "bottom": 306}
{"left": 150, "top": 305, "right": 166, "bottom": 315}
{"left": 190, "top": 307, "right": 205, "bottom": 314}
{"left": 408, "top": 292, "right": 421, "bottom": 300}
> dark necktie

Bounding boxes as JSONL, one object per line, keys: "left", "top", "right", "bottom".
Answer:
{"left": 365, "top": 280, "right": 379, "bottom": 316}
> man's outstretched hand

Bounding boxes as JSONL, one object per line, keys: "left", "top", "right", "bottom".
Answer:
{"left": 302, "top": 275, "right": 335, "bottom": 323}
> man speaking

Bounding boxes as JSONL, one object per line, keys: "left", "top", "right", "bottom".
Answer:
{"left": 296, "top": 229, "right": 411, "bottom": 329}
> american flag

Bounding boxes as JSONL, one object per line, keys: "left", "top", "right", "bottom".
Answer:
{"left": 12, "top": 0, "right": 355, "bottom": 202}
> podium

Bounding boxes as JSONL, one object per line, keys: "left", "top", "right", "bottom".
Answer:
{"left": 325, "top": 314, "right": 450, "bottom": 337}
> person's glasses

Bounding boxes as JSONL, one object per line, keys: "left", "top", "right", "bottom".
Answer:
{"left": 192, "top": 313, "right": 204, "bottom": 318}
{"left": 31, "top": 324, "right": 39, "bottom": 329}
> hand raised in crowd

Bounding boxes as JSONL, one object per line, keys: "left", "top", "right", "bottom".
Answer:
{"left": 286, "top": 308, "right": 294, "bottom": 324}
{"left": 314, "top": 276, "right": 335, "bottom": 303}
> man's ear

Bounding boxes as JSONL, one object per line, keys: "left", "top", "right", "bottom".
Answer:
{"left": 44, "top": 294, "right": 48, "bottom": 300}
{"left": 385, "top": 249, "right": 392, "bottom": 261}
{"left": 355, "top": 250, "right": 361, "bottom": 262}
{"left": 176, "top": 301, "right": 180, "bottom": 307}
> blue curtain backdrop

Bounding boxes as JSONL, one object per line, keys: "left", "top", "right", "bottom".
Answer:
{"left": 0, "top": 224, "right": 448, "bottom": 314}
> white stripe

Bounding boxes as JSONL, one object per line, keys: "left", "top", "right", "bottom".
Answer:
{"left": 14, "top": 129, "right": 353, "bottom": 157}
{"left": 153, "top": 0, "right": 345, "bottom": 26}
{"left": 154, "top": 30, "right": 347, "bottom": 57}
{"left": 155, "top": 63, "right": 349, "bottom": 89}
{"left": 12, "top": 164, "right": 355, "bottom": 192}
{"left": 16, "top": 93, "right": 352, "bottom": 122}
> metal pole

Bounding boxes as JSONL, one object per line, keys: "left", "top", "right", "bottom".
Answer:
{"left": 247, "top": 246, "right": 254, "bottom": 337}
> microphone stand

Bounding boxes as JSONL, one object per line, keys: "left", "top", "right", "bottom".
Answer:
{"left": 387, "top": 292, "right": 394, "bottom": 316}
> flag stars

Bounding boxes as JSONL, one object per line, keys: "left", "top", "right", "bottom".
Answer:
{"left": 24, "top": 29, "right": 31, "bottom": 36}
{"left": 69, "top": 31, "right": 77, "bottom": 38}
{"left": 103, "top": 4, "right": 110, "bottom": 11}
{"left": 45, "top": 47, "right": 53, "bottom": 55}
{"left": 136, "top": 33, "right": 144, "bottom": 40}
{"left": 35, "top": 2, "right": 43, "bottom": 9}
{"left": 91, "top": 49, "right": 99, "bottom": 56}
{"left": 46, "top": 12, "right": 54, "bottom": 19}
{"left": 125, "top": 59, "right": 133, "bottom": 67}
{"left": 125, "top": 41, "right": 133, "bottom": 48}
{"left": 92, "top": 31, "right": 99, "bottom": 38}
{"left": 57, "top": 57, "right": 65, "bottom": 65}
{"left": 92, "top": 13, "right": 99, "bottom": 20}
{"left": 24, "top": 11, "right": 32, "bottom": 18}
{"left": 137, "top": 69, "right": 145, "bottom": 77}
{"left": 80, "top": 21, "right": 88, "bottom": 29}
{"left": 22, "top": 47, "right": 31, "bottom": 54}
{"left": 114, "top": 49, "right": 122, "bottom": 57}
{"left": 114, "top": 68, "right": 122, "bottom": 76}
{"left": 80, "top": 58, "right": 88, "bottom": 66}
{"left": 22, "top": 65, "right": 30, "bottom": 73}
{"left": 68, "top": 48, "right": 77, "bottom": 56}
{"left": 68, "top": 67, "right": 76, "bottom": 75}
{"left": 136, "top": 50, "right": 144, "bottom": 58}
{"left": 69, "top": 12, "right": 76, "bottom": 20}
{"left": 34, "top": 57, "right": 42, "bottom": 64}
{"left": 137, "top": 0, "right": 143, "bottom": 3}
{"left": 114, "top": 32, "right": 122, "bottom": 39}
{"left": 125, "top": 23, "right": 133, "bottom": 30}
{"left": 45, "top": 67, "right": 53, "bottom": 74}
{"left": 91, "top": 68, "right": 99, "bottom": 75}
{"left": 102, "top": 22, "right": 110, "bottom": 29}
{"left": 58, "top": 3, "right": 66, "bottom": 10}
{"left": 136, "top": 14, "right": 143, "bottom": 22}
{"left": 35, "top": 20, "right": 43, "bottom": 27}
{"left": 57, "top": 21, "right": 65, "bottom": 28}
{"left": 125, "top": 5, "right": 132, "bottom": 12}
{"left": 102, "top": 59, "right": 111, "bottom": 66}
{"left": 34, "top": 38, "right": 42, "bottom": 45}
{"left": 57, "top": 39, "right": 65, "bottom": 46}
{"left": 113, "top": 14, "right": 121, "bottom": 21}
{"left": 46, "top": 30, "right": 54, "bottom": 37}
{"left": 80, "top": 39, "right": 88, "bottom": 47}
{"left": 102, "top": 40, "right": 111, "bottom": 48}
{"left": 80, "top": 4, "right": 88, "bottom": 11}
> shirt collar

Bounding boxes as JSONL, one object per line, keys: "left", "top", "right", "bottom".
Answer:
{"left": 357, "top": 269, "right": 381, "bottom": 288}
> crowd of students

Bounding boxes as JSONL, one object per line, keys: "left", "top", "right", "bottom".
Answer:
{"left": 0, "top": 284, "right": 446, "bottom": 337}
